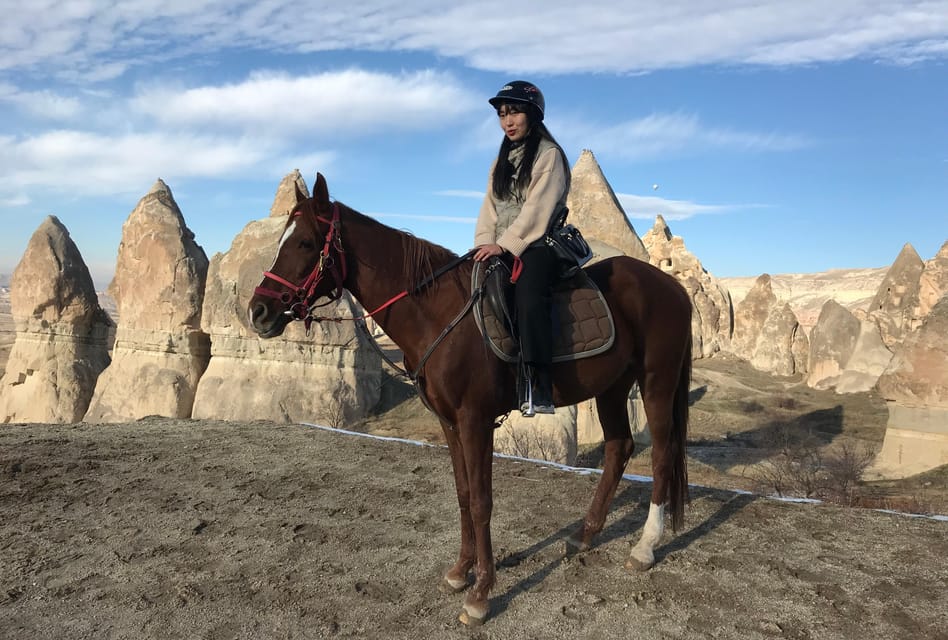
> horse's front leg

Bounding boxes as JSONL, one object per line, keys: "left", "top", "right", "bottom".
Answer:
{"left": 456, "top": 420, "right": 495, "bottom": 626}
{"left": 440, "top": 421, "right": 475, "bottom": 593}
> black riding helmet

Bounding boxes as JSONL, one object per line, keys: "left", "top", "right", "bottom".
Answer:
{"left": 488, "top": 80, "right": 545, "bottom": 120}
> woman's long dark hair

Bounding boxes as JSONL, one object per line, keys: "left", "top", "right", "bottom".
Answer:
{"left": 491, "top": 106, "right": 570, "bottom": 201}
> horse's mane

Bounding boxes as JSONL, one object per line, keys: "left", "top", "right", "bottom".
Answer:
{"left": 338, "top": 202, "right": 466, "bottom": 293}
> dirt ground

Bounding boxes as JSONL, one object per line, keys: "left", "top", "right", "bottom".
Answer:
{"left": 2, "top": 399, "right": 947, "bottom": 638}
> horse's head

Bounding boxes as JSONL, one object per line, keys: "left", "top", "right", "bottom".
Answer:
{"left": 248, "top": 173, "right": 347, "bottom": 338}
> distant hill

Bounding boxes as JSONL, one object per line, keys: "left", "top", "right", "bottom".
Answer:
{"left": 719, "top": 267, "right": 888, "bottom": 332}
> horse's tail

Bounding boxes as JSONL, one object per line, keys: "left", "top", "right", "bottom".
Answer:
{"left": 668, "top": 331, "right": 692, "bottom": 532}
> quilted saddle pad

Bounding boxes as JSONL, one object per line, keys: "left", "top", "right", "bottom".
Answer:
{"left": 471, "top": 260, "right": 615, "bottom": 364}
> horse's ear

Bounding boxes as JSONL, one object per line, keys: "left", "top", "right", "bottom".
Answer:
{"left": 313, "top": 173, "right": 330, "bottom": 211}
{"left": 293, "top": 183, "right": 306, "bottom": 204}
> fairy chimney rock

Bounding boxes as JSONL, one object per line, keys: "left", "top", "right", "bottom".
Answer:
{"left": 84, "top": 180, "right": 210, "bottom": 422}
{"left": 0, "top": 216, "right": 112, "bottom": 422}
{"left": 567, "top": 150, "right": 649, "bottom": 262}
{"left": 871, "top": 296, "right": 948, "bottom": 477}
{"left": 801, "top": 292, "right": 894, "bottom": 394}
{"left": 916, "top": 241, "right": 948, "bottom": 321}
{"left": 192, "top": 173, "right": 382, "bottom": 425}
{"left": 729, "top": 274, "right": 807, "bottom": 376}
{"left": 270, "top": 169, "right": 310, "bottom": 217}
{"left": 643, "top": 215, "right": 733, "bottom": 359}
{"left": 878, "top": 295, "right": 948, "bottom": 407}
{"left": 868, "top": 243, "right": 925, "bottom": 348}
{"left": 806, "top": 300, "right": 860, "bottom": 390}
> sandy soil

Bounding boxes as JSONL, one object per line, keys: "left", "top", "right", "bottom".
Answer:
{"left": 1, "top": 414, "right": 946, "bottom": 640}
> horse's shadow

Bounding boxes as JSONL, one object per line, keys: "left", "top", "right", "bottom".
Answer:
{"left": 690, "top": 404, "right": 847, "bottom": 471}
{"left": 488, "top": 481, "right": 755, "bottom": 618}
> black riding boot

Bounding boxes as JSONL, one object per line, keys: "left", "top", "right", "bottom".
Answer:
{"left": 522, "top": 365, "right": 555, "bottom": 417}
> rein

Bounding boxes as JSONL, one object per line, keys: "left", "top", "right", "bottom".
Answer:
{"left": 312, "top": 248, "right": 479, "bottom": 380}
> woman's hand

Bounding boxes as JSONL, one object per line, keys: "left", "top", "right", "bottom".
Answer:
{"left": 473, "top": 243, "right": 504, "bottom": 262}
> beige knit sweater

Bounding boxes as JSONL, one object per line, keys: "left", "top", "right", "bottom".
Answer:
{"left": 473, "top": 143, "right": 569, "bottom": 257}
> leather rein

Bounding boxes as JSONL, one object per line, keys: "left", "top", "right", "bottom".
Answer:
{"left": 254, "top": 201, "right": 479, "bottom": 380}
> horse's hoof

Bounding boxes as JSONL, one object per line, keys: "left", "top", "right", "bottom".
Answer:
{"left": 439, "top": 575, "right": 469, "bottom": 594}
{"left": 624, "top": 554, "right": 654, "bottom": 572}
{"left": 564, "top": 536, "right": 590, "bottom": 556}
{"left": 458, "top": 602, "right": 488, "bottom": 626}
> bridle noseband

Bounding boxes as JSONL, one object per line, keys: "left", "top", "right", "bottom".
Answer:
{"left": 254, "top": 202, "right": 347, "bottom": 326}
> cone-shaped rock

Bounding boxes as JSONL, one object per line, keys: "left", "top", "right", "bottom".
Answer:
{"left": 0, "top": 216, "right": 112, "bottom": 422}
{"left": 801, "top": 295, "right": 893, "bottom": 394}
{"left": 871, "top": 296, "right": 948, "bottom": 477}
{"left": 643, "top": 215, "right": 733, "bottom": 359}
{"left": 916, "top": 240, "right": 948, "bottom": 321}
{"left": 84, "top": 180, "right": 210, "bottom": 422}
{"left": 192, "top": 173, "right": 382, "bottom": 424}
{"left": 270, "top": 169, "right": 310, "bottom": 218}
{"left": 868, "top": 243, "right": 924, "bottom": 348}
{"left": 729, "top": 274, "right": 807, "bottom": 376}
{"left": 566, "top": 150, "right": 649, "bottom": 261}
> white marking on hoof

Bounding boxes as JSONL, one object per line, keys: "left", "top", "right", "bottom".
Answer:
{"left": 625, "top": 547, "right": 655, "bottom": 572}
{"left": 459, "top": 601, "right": 488, "bottom": 626}
{"left": 627, "top": 502, "right": 664, "bottom": 572}
{"left": 440, "top": 574, "right": 468, "bottom": 594}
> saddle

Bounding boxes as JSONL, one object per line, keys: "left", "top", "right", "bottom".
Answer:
{"left": 472, "top": 259, "right": 615, "bottom": 364}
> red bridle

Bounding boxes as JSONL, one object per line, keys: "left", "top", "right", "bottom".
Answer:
{"left": 253, "top": 202, "right": 348, "bottom": 322}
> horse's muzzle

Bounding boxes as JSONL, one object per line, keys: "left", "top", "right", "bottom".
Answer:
{"left": 249, "top": 301, "right": 289, "bottom": 338}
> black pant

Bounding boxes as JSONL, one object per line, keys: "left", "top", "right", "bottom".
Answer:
{"left": 515, "top": 244, "right": 558, "bottom": 366}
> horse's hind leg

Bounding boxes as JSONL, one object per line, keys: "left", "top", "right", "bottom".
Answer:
{"left": 626, "top": 377, "right": 675, "bottom": 571}
{"left": 567, "top": 379, "right": 635, "bottom": 553}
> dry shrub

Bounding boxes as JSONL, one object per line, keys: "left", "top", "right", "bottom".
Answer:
{"left": 751, "top": 427, "right": 875, "bottom": 504}
{"left": 495, "top": 422, "right": 568, "bottom": 463}
{"left": 326, "top": 378, "right": 356, "bottom": 429}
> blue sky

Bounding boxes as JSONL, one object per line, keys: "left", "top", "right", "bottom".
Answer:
{"left": 1, "top": 1, "right": 946, "bottom": 290}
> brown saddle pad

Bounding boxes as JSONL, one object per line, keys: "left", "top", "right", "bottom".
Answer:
{"left": 472, "top": 261, "right": 615, "bottom": 363}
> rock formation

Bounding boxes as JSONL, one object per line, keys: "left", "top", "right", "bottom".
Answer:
{"left": 576, "top": 387, "right": 650, "bottom": 448}
{"left": 642, "top": 216, "right": 733, "bottom": 359}
{"left": 0, "top": 216, "right": 112, "bottom": 422}
{"left": 805, "top": 300, "right": 861, "bottom": 389}
{"left": 867, "top": 243, "right": 925, "bottom": 348}
{"left": 270, "top": 169, "right": 309, "bottom": 218}
{"left": 84, "top": 180, "right": 210, "bottom": 422}
{"left": 914, "top": 241, "right": 948, "bottom": 323}
{"left": 720, "top": 267, "right": 887, "bottom": 333}
{"left": 871, "top": 296, "right": 948, "bottom": 477}
{"left": 566, "top": 150, "right": 649, "bottom": 262}
{"left": 729, "top": 274, "right": 807, "bottom": 376}
{"left": 495, "top": 407, "right": 578, "bottom": 465}
{"left": 805, "top": 299, "right": 892, "bottom": 393}
{"left": 192, "top": 173, "right": 383, "bottom": 424}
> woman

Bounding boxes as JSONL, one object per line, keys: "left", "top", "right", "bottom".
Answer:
{"left": 473, "top": 80, "right": 571, "bottom": 416}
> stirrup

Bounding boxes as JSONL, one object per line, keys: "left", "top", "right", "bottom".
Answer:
{"left": 520, "top": 381, "right": 537, "bottom": 418}
{"left": 519, "top": 373, "right": 555, "bottom": 417}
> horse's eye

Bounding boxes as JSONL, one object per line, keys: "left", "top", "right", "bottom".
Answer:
{"left": 299, "top": 238, "right": 316, "bottom": 251}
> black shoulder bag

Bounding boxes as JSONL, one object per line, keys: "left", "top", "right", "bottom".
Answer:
{"left": 543, "top": 207, "right": 593, "bottom": 279}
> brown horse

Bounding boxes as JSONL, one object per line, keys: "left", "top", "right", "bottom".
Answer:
{"left": 248, "top": 173, "right": 693, "bottom": 626}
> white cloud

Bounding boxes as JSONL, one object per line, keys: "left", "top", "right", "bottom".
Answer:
{"left": 130, "top": 69, "right": 480, "bottom": 136}
{"left": 561, "top": 112, "right": 810, "bottom": 160}
{"left": 616, "top": 193, "right": 742, "bottom": 221}
{"left": 0, "top": 193, "right": 30, "bottom": 207}
{"left": 0, "top": 129, "right": 332, "bottom": 195}
{"left": 434, "top": 190, "right": 484, "bottom": 199}
{"left": 0, "top": 82, "right": 83, "bottom": 120}
{"left": 1, "top": 1, "right": 946, "bottom": 78}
